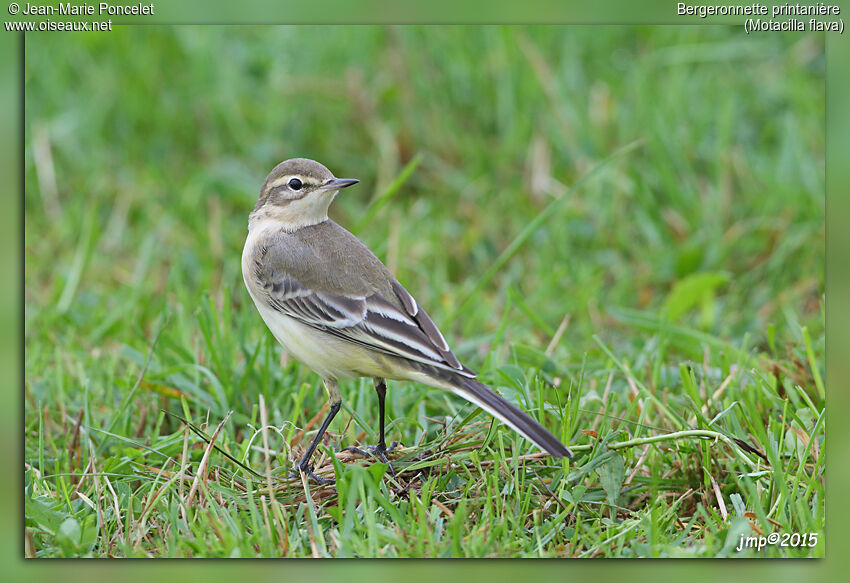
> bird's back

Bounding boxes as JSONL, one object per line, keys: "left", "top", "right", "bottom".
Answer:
{"left": 249, "top": 219, "right": 400, "bottom": 304}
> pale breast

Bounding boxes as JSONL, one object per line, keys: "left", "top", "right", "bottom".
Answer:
{"left": 242, "top": 220, "right": 388, "bottom": 380}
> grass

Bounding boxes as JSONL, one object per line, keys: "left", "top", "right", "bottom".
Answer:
{"left": 23, "top": 26, "right": 824, "bottom": 558}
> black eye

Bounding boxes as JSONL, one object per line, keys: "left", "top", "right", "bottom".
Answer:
{"left": 288, "top": 178, "right": 303, "bottom": 190}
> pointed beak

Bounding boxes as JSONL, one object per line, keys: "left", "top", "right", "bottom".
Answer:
{"left": 321, "top": 177, "right": 359, "bottom": 191}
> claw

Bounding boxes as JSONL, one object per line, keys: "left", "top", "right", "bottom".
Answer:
{"left": 344, "top": 440, "right": 399, "bottom": 475}
{"left": 288, "top": 463, "right": 335, "bottom": 485}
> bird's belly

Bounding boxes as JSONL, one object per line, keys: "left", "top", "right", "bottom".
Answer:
{"left": 243, "top": 233, "right": 403, "bottom": 382}
{"left": 250, "top": 293, "right": 385, "bottom": 380}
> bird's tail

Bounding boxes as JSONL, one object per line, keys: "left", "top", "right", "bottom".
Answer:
{"left": 446, "top": 375, "right": 572, "bottom": 458}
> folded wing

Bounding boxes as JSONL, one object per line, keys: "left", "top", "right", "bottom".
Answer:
{"left": 259, "top": 273, "right": 476, "bottom": 378}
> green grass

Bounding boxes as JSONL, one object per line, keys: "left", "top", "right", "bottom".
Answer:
{"left": 24, "top": 26, "right": 824, "bottom": 558}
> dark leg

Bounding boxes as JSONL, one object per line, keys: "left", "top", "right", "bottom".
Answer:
{"left": 290, "top": 378, "right": 343, "bottom": 484}
{"left": 375, "top": 378, "right": 388, "bottom": 451}
{"left": 344, "top": 378, "right": 398, "bottom": 473}
{"left": 291, "top": 400, "right": 340, "bottom": 484}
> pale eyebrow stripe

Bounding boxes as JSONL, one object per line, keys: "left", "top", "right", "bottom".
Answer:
{"left": 267, "top": 175, "right": 296, "bottom": 189}
{"left": 265, "top": 175, "right": 320, "bottom": 194}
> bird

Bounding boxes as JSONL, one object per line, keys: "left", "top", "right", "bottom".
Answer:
{"left": 242, "top": 158, "right": 572, "bottom": 483}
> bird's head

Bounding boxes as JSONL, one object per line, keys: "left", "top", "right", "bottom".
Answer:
{"left": 251, "top": 158, "right": 359, "bottom": 230}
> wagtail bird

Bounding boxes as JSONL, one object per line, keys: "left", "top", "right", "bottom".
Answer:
{"left": 242, "top": 158, "right": 572, "bottom": 483}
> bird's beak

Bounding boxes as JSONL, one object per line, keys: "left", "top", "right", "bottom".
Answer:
{"left": 321, "top": 178, "right": 359, "bottom": 191}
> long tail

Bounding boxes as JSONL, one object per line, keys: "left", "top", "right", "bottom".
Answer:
{"left": 447, "top": 375, "right": 572, "bottom": 458}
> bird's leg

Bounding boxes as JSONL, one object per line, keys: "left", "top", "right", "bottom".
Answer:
{"left": 376, "top": 377, "right": 389, "bottom": 451}
{"left": 375, "top": 378, "right": 399, "bottom": 455}
{"left": 290, "top": 379, "right": 342, "bottom": 485}
{"left": 344, "top": 378, "right": 398, "bottom": 473}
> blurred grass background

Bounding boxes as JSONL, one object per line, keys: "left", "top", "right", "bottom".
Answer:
{"left": 23, "top": 25, "right": 824, "bottom": 558}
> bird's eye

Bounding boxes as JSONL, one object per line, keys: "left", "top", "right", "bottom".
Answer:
{"left": 288, "top": 178, "right": 303, "bottom": 190}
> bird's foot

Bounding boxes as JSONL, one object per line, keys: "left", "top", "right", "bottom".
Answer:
{"left": 344, "top": 440, "right": 399, "bottom": 474}
{"left": 288, "top": 462, "right": 335, "bottom": 485}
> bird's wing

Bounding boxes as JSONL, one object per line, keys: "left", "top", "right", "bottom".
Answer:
{"left": 258, "top": 273, "right": 476, "bottom": 378}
